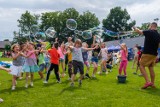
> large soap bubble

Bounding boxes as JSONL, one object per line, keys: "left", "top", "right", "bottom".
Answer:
{"left": 34, "top": 32, "right": 46, "bottom": 42}
{"left": 82, "top": 30, "right": 92, "bottom": 40}
{"left": 31, "top": 25, "right": 39, "bottom": 34}
{"left": 45, "top": 27, "right": 56, "bottom": 38}
{"left": 66, "top": 19, "right": 77, "bottom": 30}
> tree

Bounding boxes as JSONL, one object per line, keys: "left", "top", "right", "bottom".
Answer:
{"left": 102, "top": 7, "right": 136, "bottom": 32}
{"left": 77, "top": 11, "right": 100, "bottom": 30}
{"left": 17, "top": 11, "right": 39, "bottom": 34}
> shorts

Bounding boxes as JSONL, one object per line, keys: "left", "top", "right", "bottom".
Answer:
{"left": 39, "top": 63, "right": 45, "bottom": 71}
{"left": 60, "top": 58, "right": 64, "bottom": 63}
{"left": 10, "top": 65, "right": 22, "bottom": 77}
{"left": 140, "top": 54, "right": 157, "bottom": 67}
{"left": 84, "top": 61, "right": 90, "bottom": 67}
{"left": 23, "top": 65, "right": 39, "bottom": 72}
{"left": 45, "top": 62, "right": 50, "bottom": 68}
{"left": 102, "top": 57, "right": 107, "bottom": 61}
{"left": 91, "top": 57, "right": 98, "bottom": 64}
{"left": 72, "top": 60, "right": 84, "bottom": 75}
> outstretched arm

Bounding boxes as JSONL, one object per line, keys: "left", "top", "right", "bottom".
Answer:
{"left": 133, "top": 27, "right": 143, "bottom": 35}
{"left": 0, "top": 66, "right": 11, "bottom": 72}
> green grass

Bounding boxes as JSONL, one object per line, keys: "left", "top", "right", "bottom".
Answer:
{"left": 0, "top": 57, "right": 160, "bottom": 107}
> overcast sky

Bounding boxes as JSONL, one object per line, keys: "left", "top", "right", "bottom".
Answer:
{"left": 0, "top": 0, "right": 160, "bottom": 41}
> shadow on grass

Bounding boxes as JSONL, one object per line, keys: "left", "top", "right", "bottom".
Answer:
{"left": 59, "top": 85, "right": 86, "bottom": 95}
{"left": 139, "top": 87, "right": 160, "bottom": 96}
{"left": 43, "top": 82, "right": 56, "bottom": 87}
{"left": 0, "top": 86, "right": 30, "bottom": 94}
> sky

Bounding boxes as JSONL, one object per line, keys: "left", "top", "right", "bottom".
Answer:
{"left": 0, "top": 0, "right": 160, "bottom": 41}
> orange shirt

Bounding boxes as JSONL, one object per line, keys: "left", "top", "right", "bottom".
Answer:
{"left": 48, "top": 48, "right": 60, "bottom": 65}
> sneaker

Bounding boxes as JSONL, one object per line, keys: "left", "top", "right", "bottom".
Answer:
{"left": 70, "top": 82, "right": 74, "bottom": 87}
{"left": 151, "top": 84, "right": 156, "bottom": 88}
{"left": 78, "top": 80, "right": 82, "bottom": 86}
{"left": 30, "top": 82, "right": 34, "bottom": 87}
{"left": 85, "top": 73, "right": 90, "bottom": 78}
{"left": 43, "top": 81, "right": 48, "bottom": 84}
{"left": 106, "top": 71, "right": 109, "bottom": 74}
{"left": 11, "top": 86, "right": 16, "bottom": 90}
{"left": 0, "top": 98, "right": 4, "bottom": 103}
{"left": 133, "top": 72, "right": 137, "bottom": 75}
{"left": 98, "top": 72, "right": 102, "bottom": 75}
{"left": 19, "top": 77, "right": 23, "bottom": 80}
{"left": 138, "top": 74, "right": 143, "bottom": 76}
{"left": 141, "top": 82, "right": 153, "bottom": 89}
{"left": 25, "top": 84, "right": 28, "bottom": 88}
{"left": 56, "top": 80, "right": 61, "bottom": 83}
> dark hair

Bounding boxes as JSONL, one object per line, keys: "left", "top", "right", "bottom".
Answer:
{"left": 137, "top": 46, "right": 141, "bottom": 50}
{"left": 151, "top": 22, "right": 158, "bottom": 27}
{"left": 54, "top": 42, "right": 59, "bottom": 49}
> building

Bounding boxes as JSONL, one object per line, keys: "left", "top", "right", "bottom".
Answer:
{"left": 0, "top": 41, "right": 11, "bottom": 51}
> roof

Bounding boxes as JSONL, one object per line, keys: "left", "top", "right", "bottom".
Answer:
{"left": 0, "top": 41, "right": 11, "bottom": 48}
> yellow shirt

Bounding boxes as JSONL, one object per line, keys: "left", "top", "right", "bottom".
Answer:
{"left": 67, "top": 51, "right": 72, "bottom": 62}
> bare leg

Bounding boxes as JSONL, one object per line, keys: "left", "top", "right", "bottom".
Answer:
{"left": 148, "top": 66, "right": 155, "bottom": 84}
{"left": 140, "top": 65, "right": 150, "bottom": 83}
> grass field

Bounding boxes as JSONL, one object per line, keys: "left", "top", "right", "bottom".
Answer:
{"left": 0, "top": 58, "right": 160, "bottom": 107}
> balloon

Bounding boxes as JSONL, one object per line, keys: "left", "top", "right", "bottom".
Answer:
{"left": 82, "top": 30, "right": 92, "bottom": 40}
{"left": 34, "top": 32, "right": 46, "bottom": 42}
{"left": 66, "top": 19, "right": 77, "bottom": 30}
{"left": 31, "top": 25, "right": 39, "bottom": 34}
{"left": 45, "top": 27, "right": 56, "bottom": 38}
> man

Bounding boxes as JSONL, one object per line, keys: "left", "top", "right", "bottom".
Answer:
{"left": 133, "top": 22, "right": 160, "bottom": 89}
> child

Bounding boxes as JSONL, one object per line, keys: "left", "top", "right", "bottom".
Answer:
{"left": 133, "top": 46, "right": 143, "bottom": 76}
{"left": 37, "top": 46, "right": 45, "bottom": 79}
{"left": 66, "top": 45, "right": 73, "bottom": 80}
{"left": 99, "top": 42, "right": 108, "bottom": 75}
{"left": 23, "top": 43, "right": 39, "bottom": 88}
{"left": 82, "top": 42, "right": 91, "bottom": 78}
{"left": 58, "top": 42, "right": 66, "bottom": 77}
{"left": 44, "top": 52, "right": 50, "bottom": 73}
{"left": 19, "top": 43, "right": 27, "bottom": 79}
{"left": 10, "top": 44, "right": 24, "bottom": 90}
{"left": 118, "top": 43, "right": 128, "bottom": 76}
{"left": 69, "top": 39, "right": 95, "bottom": 86}
{"left": 43, "top": 42, "right": 61, "bottom": 83}
{"left": 91, "top": 36, "right": 101, "bottom": 78}
{"left": 0, "top": 66, "right": 10, "bottom": 103}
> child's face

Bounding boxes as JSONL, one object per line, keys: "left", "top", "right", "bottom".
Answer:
{"left": 13, "top": 45, "right": 20, "bottom": 52}
{"left": 28, "top": 44, "right": 34, "bottom": 50}
{"left": 75, "top": 43, "right": 81, "bottom": 48}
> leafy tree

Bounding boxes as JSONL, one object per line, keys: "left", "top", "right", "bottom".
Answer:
{"left": 102, "top": 7, "right": 136, "bottom": 32}
{"left": 77, "top": 11, "right": 100, "bottom": 30}
{"left": 17, "top": 11, "right": 39, "bottom": 34}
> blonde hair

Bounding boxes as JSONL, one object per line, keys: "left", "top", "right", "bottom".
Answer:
{"left": 11, "top": 44, "right": 19, "bottom": 51}
{"left": 121, "top": 43, "right": 128, "bottom": 56}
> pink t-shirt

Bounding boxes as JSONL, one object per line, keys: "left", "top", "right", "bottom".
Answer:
{"left": 27, "top": 51, "right": 36, "bottom": 59}
{"left": 120, "top": 50, "right": 127, "bottom": 61}
{"left": 58, "top": 47, "right": 66, "bottom": 59}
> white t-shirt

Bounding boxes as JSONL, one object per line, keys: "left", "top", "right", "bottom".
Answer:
{"left": 101, "top": 48, "right": 108, "bottom": 58}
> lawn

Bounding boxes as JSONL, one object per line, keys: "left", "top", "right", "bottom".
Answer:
{"left": 0, "top": 58, "right": 160, "bottom": 107}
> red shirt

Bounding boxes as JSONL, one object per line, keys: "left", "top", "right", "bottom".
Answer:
{"left": 48, "top": 48, "right": 60, "bottom": 65}
{"left": 137, "top": 51, "right": 142, "bottom": 61}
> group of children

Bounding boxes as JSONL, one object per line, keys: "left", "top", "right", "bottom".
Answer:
{"left": 1, "top": 36, "right": 129, "bottom": 91}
